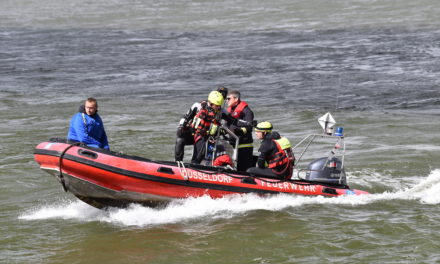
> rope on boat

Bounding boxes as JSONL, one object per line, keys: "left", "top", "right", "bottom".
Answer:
{"left": 58, "top": 142, "right": 81, "bottom": 192}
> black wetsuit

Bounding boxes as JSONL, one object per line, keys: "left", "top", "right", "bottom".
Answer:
{"left": 174, "top": 102, "right": 203, "bottom": 161}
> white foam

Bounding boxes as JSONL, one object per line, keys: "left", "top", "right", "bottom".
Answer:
{"left": 19, "top": 169, "right": 440, "bottom": 227}
{"left": 19, "top": 200, "right": 103, "bottom": 221}
{"left": 401, "top": 169, "right": 440, "bottom": 204}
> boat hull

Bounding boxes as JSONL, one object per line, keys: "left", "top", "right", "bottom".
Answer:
{"left": 34, "top": 140, "right": 368, "bottom": 209}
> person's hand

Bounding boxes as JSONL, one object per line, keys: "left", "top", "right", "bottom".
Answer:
{"left": 222, "top": 113, "right": 234, "bottom": 123}
{"left": 234, "top": 128, "right": 244, "bottom": 136}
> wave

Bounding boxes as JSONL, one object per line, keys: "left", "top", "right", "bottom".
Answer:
{"left": 19, "top": 169, "right": 440, "bottom": 227}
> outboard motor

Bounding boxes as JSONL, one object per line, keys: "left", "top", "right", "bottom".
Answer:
{"left": 305, "top": 157, "right": 347, "bottom": 185}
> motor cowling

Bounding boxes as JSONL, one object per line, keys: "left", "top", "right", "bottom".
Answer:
{"left": 305, "top": 157, "right": 347, "bottom": 185}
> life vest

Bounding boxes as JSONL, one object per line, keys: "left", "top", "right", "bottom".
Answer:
{"left": 268, "top": 137, "right": 295, "bottom": 178}
{"left": 191, "top": 107, "right": 219, "bottom": 142}
{"left": 213, "top": 154, "right": 233, "bottom": 167}
{"left": 228, "top": 101, "right": 248, "bottom": 118}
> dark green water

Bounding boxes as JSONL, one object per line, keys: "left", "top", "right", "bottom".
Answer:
{"left": 2, "top": 1, "right": 440, "bottom": 263}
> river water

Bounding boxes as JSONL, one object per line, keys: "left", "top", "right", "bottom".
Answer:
{"left": 1, "top": 1, "right": 440, "bottom": 263}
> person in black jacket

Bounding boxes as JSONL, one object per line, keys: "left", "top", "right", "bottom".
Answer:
{"left": 174, "top": 86, "right": 228, "bottom": 162}
{"left": 223, "top": 90, "right": 255, "bottom": 171}
{"left": 246, "top": 122, "right": 295, "bottom": 179}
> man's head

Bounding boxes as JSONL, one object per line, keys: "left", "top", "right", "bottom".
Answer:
{"left": 207, "top": 91, "right": 224, "bottom": 112}
{"left": 226, "top": 90, "right": 240, "bottom": 108}
{"left": 255, "top": 121, "right": 273, "bottom": 139}
{"left": 84, "top": 97, "right": 98, "bottom": 116}
{"left": 217, "top": 86, "right": 228, "bottom": 99}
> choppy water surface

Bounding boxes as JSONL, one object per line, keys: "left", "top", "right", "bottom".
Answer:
{"left": 1, "top": 1, "right": 440, "bottom": 263}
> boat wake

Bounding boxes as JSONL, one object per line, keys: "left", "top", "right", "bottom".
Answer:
{"left": 19, "top": 169, "right": 440, "bottom": 227}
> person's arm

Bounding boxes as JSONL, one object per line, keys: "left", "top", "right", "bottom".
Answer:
{"left": 99, "top": 118, "right": 110, "bottom": 150}
{"left": 235, "top": 107, "right": 254, "bottom": 136}
{"left": 179, "top": 102, "right": 201, "bottom": 127}
{"left": 101, "top": 132, "right": 109, "bottom": 149}
{"left": 256, "top": 140, "right": 271, "bottom": 168}
{"left": 177, "top": 102, "right": 201, "bottom": 137}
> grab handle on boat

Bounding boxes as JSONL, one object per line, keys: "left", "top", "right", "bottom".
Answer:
{"left": 78, "top": 149, "right": 98, "bottom": 159}
{"left": 158, "top": 167, "right": 175, "bottom": 175}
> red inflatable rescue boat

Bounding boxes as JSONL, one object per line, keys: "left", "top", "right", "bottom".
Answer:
{"left": 34, "top": 134, "right": 368, "bottom": 209}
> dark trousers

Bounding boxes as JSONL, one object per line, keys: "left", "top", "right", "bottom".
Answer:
{"left": 175, "top": 132, "right": 194, "bottom": 161}
{"left": 236, "top": 147, "right": 254, "bottom": 172}
{"left": 191, "top": 138, "right": 207, "bottom": 164}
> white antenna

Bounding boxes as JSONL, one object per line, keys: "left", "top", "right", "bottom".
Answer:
{"left": 335, "top": 78, "right": 341, "bottom": 112}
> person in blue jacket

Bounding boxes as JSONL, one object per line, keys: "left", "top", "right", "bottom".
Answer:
{"left": 67, "top": 97, "right": 109, "bottom": 149}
